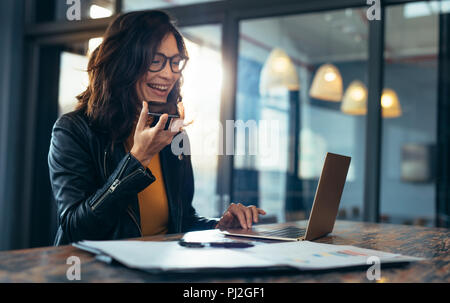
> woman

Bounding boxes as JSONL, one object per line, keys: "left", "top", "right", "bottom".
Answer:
{"left": 48, "top": 10, "right": 266, "bottom": 245}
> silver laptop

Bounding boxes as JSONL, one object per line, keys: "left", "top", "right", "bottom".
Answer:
{"left": 222, "top": 152, "right": 351, "bottom": 241}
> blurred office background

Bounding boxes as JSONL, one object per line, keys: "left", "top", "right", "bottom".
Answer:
{"left": 0, "top": 0, "right": 449, "bottom": 251}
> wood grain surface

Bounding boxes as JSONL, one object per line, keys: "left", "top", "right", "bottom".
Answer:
{"left": 0, "top": 221, "right": 448, "bottom": 282}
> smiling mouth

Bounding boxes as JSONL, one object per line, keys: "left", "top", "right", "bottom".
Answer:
{"left": 147, "top": 83, "right": 170, "bottom": 92}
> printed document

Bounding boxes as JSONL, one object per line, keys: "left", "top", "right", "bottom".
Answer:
{"left": 74, "top": 239, "right": 424, "bottom": 272}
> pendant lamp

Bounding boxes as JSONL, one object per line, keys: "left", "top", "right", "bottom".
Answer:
{"left": 340, "top": 84, "right": 402, "bottom": 118}
{"left": 259, "top": 48, "right": 300, "bottom": 96}
{"left": 341, "top": 80, "right": 367, "bottom": 115}
{"left": 309, "top": 63, "right": 343, "bottom": 102}
{"left": 381, "top": 88, "right": 402, "bottom": 118}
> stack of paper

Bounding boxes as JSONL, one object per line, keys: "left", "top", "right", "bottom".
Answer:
{"left": 74, "top": 240, "right": 424, "bottom": 273}
{"left": 74, "top": 240, "right": 275, "bottom": 272}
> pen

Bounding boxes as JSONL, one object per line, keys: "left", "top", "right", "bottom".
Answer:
{"left": 178, "top": 240, "right": 254, "bottom": 248}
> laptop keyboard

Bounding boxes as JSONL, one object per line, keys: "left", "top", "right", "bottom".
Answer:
{"left": 256, "top": 226, "right": 306, "bottom": 238}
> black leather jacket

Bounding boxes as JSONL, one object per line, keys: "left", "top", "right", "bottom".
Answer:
{"left": 48, "top": 108, "right": 218, "bottom": 246}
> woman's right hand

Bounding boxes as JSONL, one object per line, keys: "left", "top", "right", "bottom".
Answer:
{"left": 130, "top": 101, "right": 178, "bottom": 167}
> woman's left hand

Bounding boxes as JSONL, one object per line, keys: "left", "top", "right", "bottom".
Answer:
{"left": 215, "top": 203, "right": 266, "bottom": 230}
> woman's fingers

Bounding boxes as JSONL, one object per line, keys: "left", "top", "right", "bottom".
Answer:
{"left": 136, "top": 101, "right": 148, "bottom": 132}
{"left": 154, "top": 114, "right": 168, "bottom": 131}
{"left": 250, "top": 206, "right": 259, "bottom": 223}
{"left": 228, "top": 204, "right": 249, "bottom": 229}
{"left": 243, "top": 205, "right": 266, "bottom": 227}
{"left": 221, "top": 211, "right": 233, "bottom": 226}
{"left": 228, "top": 204, "right": 267, "bottom": 229}
{"left": 217, "top": 203, "right": 267, "bottom": 230}
{"left": 241, "top": 204, "right": 253, "bottom": 229}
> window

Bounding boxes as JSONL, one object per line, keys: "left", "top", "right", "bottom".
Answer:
{"left": 235, "top": 8, "right": 368, "bottom": 223}
{"left": 380, "top": 2, "right": 442, "bottom": 226}
{"left": 58, "top": 40, "right": 97, "bottom": 116}
{"left": 179, "top": 24, "right": 223, "bottom": 217}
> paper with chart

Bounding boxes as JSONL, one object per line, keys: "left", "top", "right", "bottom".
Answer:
{"left": 240, "top": 241, "right": 425, "bottom": 270}
{"left": 74, "top": 239, "right": 424, "bottom": 272}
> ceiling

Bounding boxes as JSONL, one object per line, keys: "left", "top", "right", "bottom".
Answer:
{"left": 178, "top": 3, "right": 442, "bottom": 67}
{"left": 75, "top": 1, "right": 444, "bottom": 67}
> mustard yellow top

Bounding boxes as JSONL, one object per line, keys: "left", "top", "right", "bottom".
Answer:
{"left": 125, "top": 135, "right": 169, "bottom": 236}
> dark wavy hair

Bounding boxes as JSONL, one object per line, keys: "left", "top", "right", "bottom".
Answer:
{"left": 76, "top": 10, "right": 188, "bottom": 144}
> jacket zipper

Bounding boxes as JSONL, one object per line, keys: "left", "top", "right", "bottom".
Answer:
{"left": 91, "top": 179, "right": 119, "bottom": 211}
{"left": 101, "top": 149, "right": 143, "bottom": 237}
{"left": 103, "top": 149, "right": 108, "bottom": 179}
{"left": 116, "top": 155, "right": 131, "bottom": 180}
{"left": 90, "top": 156, "right": 138, "bottom": 211}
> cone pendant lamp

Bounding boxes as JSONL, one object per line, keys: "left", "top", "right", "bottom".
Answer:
{"left": 259, "top": 48, "right": 300, "bottom": 96}
{"left": 309, "top": 63, "right": 343, "bottom": 102}
{"left": 341, "top": 80, "right": 368, "bottom": 115}
{"left": 381, "top": 88, "right": 402, "bottom": 118}
{"left": 340, "top": 83, "right": 402, "bottom": 118}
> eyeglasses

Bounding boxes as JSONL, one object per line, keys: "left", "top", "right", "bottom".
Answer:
{"left": 148, "top": 53, "right": 188, "bottom": 73}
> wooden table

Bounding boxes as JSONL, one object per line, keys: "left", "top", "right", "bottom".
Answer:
{"left": 0, "top": 220, "right": 448, "bottom": 282}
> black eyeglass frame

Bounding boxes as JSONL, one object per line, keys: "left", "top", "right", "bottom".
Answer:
{"left": 148, "top": 52, "right": 189, "bottom": 73}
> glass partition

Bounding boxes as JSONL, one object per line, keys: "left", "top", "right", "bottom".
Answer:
{"left": 235, "top": 8, "right": 369, "bottom": 223}
{"left": 179, "top": 24, "right": 223, "bottom": 217}
{"left": 380, "top": 2, "right": 443, "bottom": 226}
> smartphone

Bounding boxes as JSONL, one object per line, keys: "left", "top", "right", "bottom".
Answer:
{"left": 147, "top": 101, "right": 180, "bottom": 130}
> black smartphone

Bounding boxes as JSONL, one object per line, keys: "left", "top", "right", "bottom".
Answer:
{"left": 147, "top": 101, "right": 180, "bottom": 130}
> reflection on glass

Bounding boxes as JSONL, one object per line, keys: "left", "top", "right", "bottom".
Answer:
{"left": 236, "top": 8, "right": 368, "bottom": 223}
{"left": 259, "top": 48, "right": 300, "bottom": 95}
{"left": 180, "top": 25, "right": 222, "bottom": 218}
{"left": 58, "top": 38, "right": 103, "bottom": 116}
{"left": 55, "top": 0, "right": 115, "bottom": 21}
{"left": 90, "top": 4, "right": 113, "bottom": 18}
{"left": 380, "top": 2, "right": 439, "bottom": 227}
{"left": 123, "top": 0, "right": 222, "bottom": 12}
{"left": 58, "top": 52, "right": 89, "bottom": 116}
{"left": 88, "top": 37, "right": 103, "bottom": 56}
